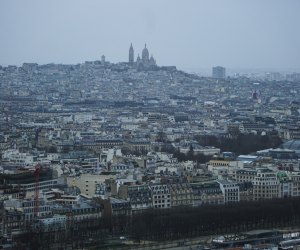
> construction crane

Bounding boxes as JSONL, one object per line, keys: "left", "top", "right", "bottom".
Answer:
{"left": 33, "top": 164, "right": 41, "bottom": 218}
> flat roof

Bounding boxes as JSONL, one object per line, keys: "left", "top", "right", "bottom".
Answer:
{"left": 244, "top": 229, "right": 277, "bottom": 236}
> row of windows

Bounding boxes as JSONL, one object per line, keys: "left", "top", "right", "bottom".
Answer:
{"left": 254, "top": 182, "right": 278, "bottom": 186}
{"left": 225, "top": 188, "right": 238, "bottom": 192}
{"left": 202, "top": 200, "right": 224, "bottom": 204}
{"left": 152, "top": 190, "right": 170, "bottom": 194}
{"left": 254, "top": 194, "right": 278, "bottom": 198}
{"left": 226, "top": 197, "right": 239, "bottom": 201}
{"left": 154, "top": 204, "right": 170, "bottom": 208}
{"left": 25, "top": 184, "right": 56, "bottom": 192}
{"left": 173, "top": 196, "right": 192, "bottom": 200}
{"left": 154, "top": 200, "right": 170, "bottom": 204}
{"left": 131, "top": 204, "right": 150, "bottom": 208}
{"left": 25, "top": 212, "right": 51, "bottom": 220}
{"left": 24, "top": 206, "right": 51, "bottom": 213}
{"left": 154, "top": 195, "right": 170, "bottom": 199}
{"left": 237, "top": 176, "right": 253, "bottom": 180}
{"left": 197, "top": 194, "right": 222, "bottom": 198}
{"left": 236, "top": 171, "right": 256, "bottom": 175}
{"left": 255, "top": 178, "right": 277, "bottom": 182}
{"left": 254, "top": 186, "right": 278, "bottom": 189}
{"left": 22, "top": 180, "right": 57, "bottom": 188}
{"left": 254, "top": 190, "right": 278, "bottom": 194}
{"left": 257, "top": 174, "right": 276, "bottom": 178}
{"left": 23, "top": 201, "right": 48, "bottom": 207}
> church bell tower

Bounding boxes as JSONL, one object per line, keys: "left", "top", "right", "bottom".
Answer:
{"left": 129, "top": 43, "right": 134, "bottom": 64}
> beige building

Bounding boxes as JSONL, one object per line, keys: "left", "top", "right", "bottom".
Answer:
{"left": 208, "top": 160, "right": 230, "bottom": 167}
{"left": 67, "top": 173, "right": 116, "bottom": 198}
{"left": 124, "top": 139, "right": 152, "bottom": 153}
{"left": 253, "top": 168, "right": 279, "bottom": 201}
{"left": 191, "top": 181, "right": 224, "bottom": 206}
{"left": 231, "top": 169, "right": 257, "bottom": 183}
{"left": 169, "top": 183, "right": 193, "bottom": 207}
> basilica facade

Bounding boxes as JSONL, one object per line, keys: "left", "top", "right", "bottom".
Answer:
{"left": 129, "top": 43, "right": 157, "bottom": 70}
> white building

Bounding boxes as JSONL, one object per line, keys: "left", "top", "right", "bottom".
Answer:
{"left": 4, "top": 198, "right": 52, "bottom": 224}
{"left": 217, "top": 180, "right": 240, "bottom": 203}
{"left": 2, "top": 149, "right": 35, "bottom": 165}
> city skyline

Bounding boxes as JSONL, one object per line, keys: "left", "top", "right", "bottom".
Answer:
{"left": 2, "top": 1, "right": 300, "bottom": 248}
{"left": 1, "top": 0, "right": 300, "bottom": 72}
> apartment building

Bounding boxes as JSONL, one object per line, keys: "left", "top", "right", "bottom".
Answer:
{"left": 252, "top": 168, "right": 279, "bottom": 201}
{"left": 150, "top": 184, "right": 171, "bottom": 209}
{"left": 218, "top": 179, "right": 240, "bottom": 203}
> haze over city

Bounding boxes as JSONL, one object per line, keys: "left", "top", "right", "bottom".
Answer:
{"left": 2, "top": 1, "right": 300, "bottom": 249}
{"left": 1, "top": 0, "right": 300, "bottom": 73}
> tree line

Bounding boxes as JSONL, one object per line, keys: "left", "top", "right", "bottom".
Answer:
{"left": 194, "top": 133, "right": 282, "bottom": 155}
{"left": 21, "top": 197, "right": 300, "bottom": 249}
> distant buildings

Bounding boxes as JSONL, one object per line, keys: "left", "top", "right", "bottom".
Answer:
{"left": 212, "top": 66, "right": 226, "bottom": 79}
{"left": 1, "top": 42, "right": 300, "bottom": 247}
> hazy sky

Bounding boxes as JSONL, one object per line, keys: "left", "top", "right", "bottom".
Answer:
{"left": 1, "top": 0, "right": 300, "bottom": 71}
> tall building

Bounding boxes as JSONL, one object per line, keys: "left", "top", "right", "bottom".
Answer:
{"left": 212, "top": 66, "right": 226, "bottom": 79}
{"left": 129, "top": 43, "right": 134, "bottom": 64}
{"left": 101, "top": 55, "right": 105, "bottom": 64}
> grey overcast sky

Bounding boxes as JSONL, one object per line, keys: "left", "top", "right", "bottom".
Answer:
{"left": 1, "top": 0, "right": 300, "bottom": 71}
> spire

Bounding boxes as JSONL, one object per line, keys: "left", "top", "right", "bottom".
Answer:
{"left": 145, "top": 43, "right": 147, "bottom": 48}
{"left": 129, "top": 43, "right": 134, "bottom": 64}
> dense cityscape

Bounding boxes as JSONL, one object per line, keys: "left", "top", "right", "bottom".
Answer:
{"left": 0, "top": 42, "right": 300, "bottom": 249}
